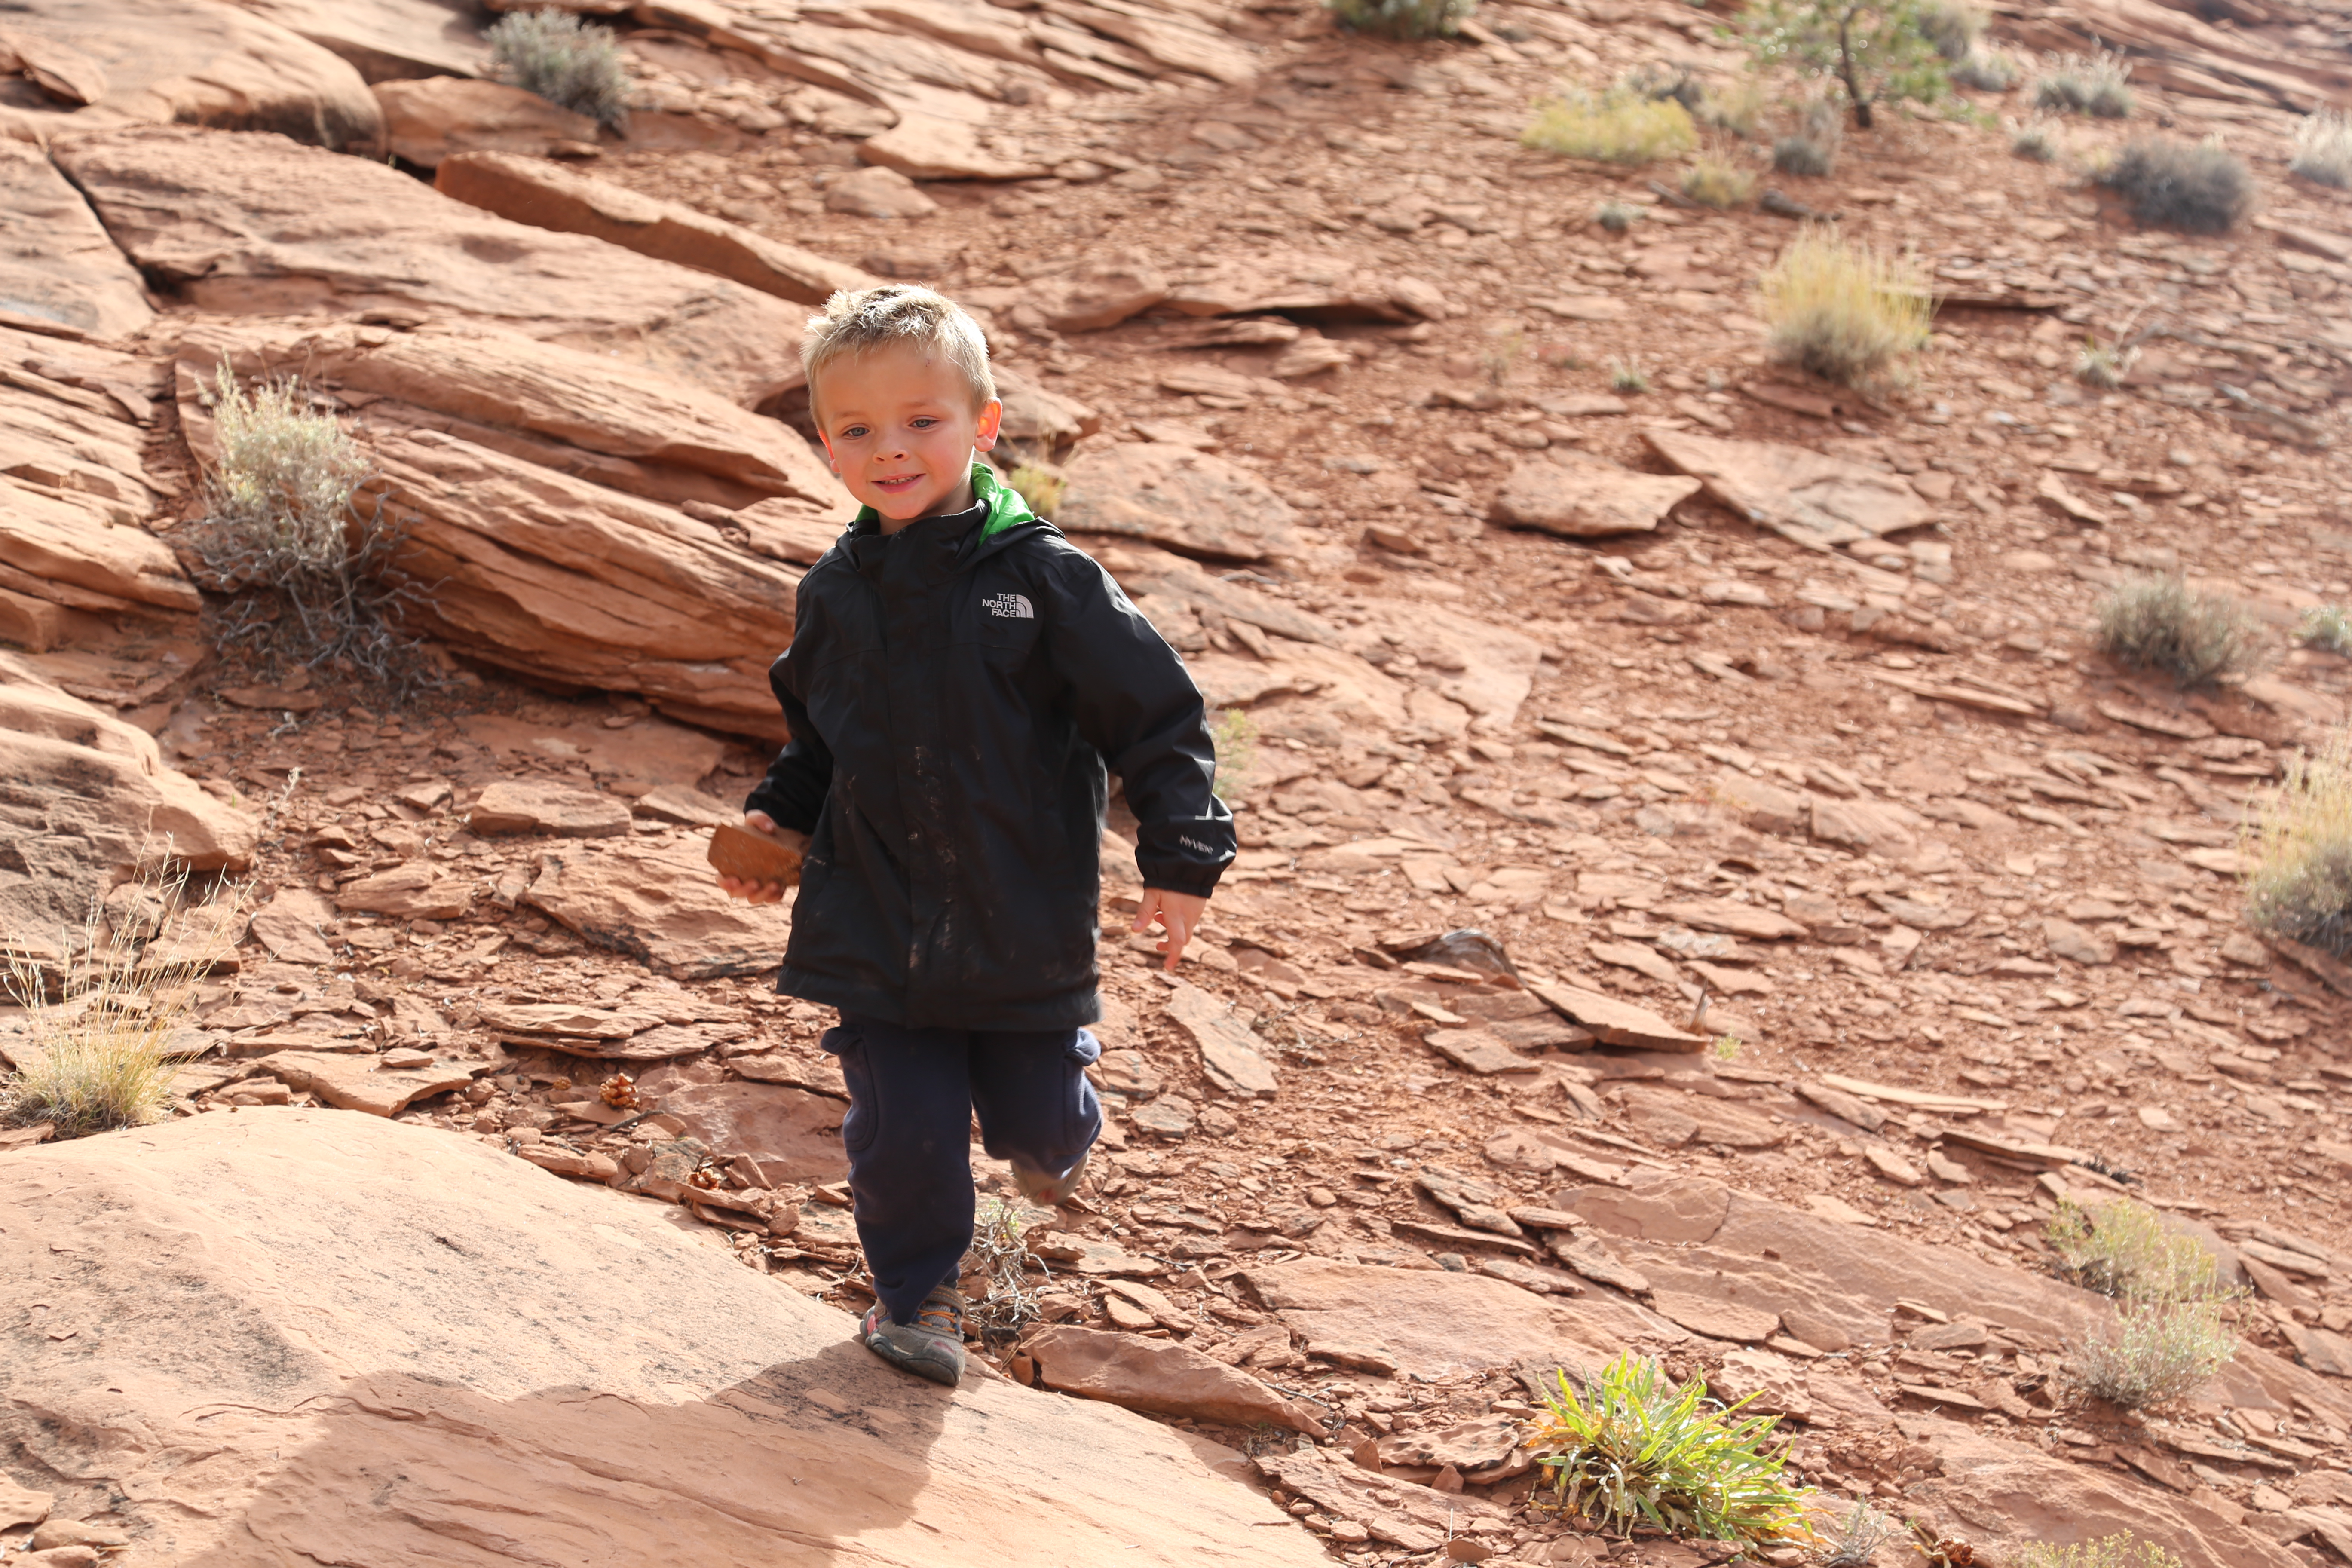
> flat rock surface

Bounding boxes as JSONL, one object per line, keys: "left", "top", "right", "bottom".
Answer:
{"left": 1022, "top": 1324, "right": 1319, "bottom": 1433}
{"left": 1490, "top": 454, "right": 1700, "bottom": 537}
{"left": 1057, "top": 443, "right": 1297, "bottom": 563}
{"left": 467, "top": 780, "right": 632, "bottom": 839}
{"left": 0, "top": 1112, "right": 1322, "bottom": 1566}
{"left": 0, "top": 141, "right": 153, "bottom": 341}
{"left": 59, "top": 125, "right": 806, "bottom": 409}
{"left": 1645, "top": 429, "right": 1932, "bottom": 550}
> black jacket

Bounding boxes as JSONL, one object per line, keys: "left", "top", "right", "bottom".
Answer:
{"left": 745, "top": 468, "right": 1234, "bottom": 1031}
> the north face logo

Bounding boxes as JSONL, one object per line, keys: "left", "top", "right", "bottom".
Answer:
{"left": 984, "top": 593, "right": 1035, "bottom": 619}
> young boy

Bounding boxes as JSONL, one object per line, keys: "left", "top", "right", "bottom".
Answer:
{"left": 717, "top": 285, "right": 1235, "bottom": 1388}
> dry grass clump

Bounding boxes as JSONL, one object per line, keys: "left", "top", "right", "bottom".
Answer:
{"left": 2034, "top": 51, "right": 2133, "bottom": 117}
{"left": 1757, "top": 225, "right": 1931, "bottom": 388}
{"left": 1915, "top": 0, "right": 1981, "bottom": 61}
{"left": 1821, "top": 1499, "right": 1900, "bottom": 1566}
{"left": 2077, "top": 338, "right": 2134, "bottom": 389}
{"left": 185, "top": 365, "right": 426, "bottom": 686}
{"left": 1682, "top": 155, "right": 1756, "bottom": 208}
{"left": 3, "top": 860, "right": 244, "bottom": 1139}
{"left": 1609, "top": 356, "right": 1651, "bottom": 394}
{"left": 2247, "top": 729, "right": 2352, "bottom": 958}
{"left": 487, "top": 10, "right": 628, "bottom": 126}
{"left": 2020, "top": 1536, "right": 2187, "bottom": 1568}
{"left": 1209, "top": 708, "right": 1257, "bottom": 802}
{"left": 1952, "top": 49, "right": 2018, "bottom": 91}
{"left": 2068, "top": 1297, "right": 2236, "bottom": 1409}
{"left": 2099, "top": 136, "right": 2254, "bottom": 233}
{"left": 1002, "top": 462, "right": 1065, "bottom": 519}
{"left": 2093, "top": 574, "right": 2256, "bottom": 686}
{"left": 2013, "top": 119, "right": 2061, "bottom": 161}
{"left": 960, "top": 1195, "right": 1047, "bottom": 1343}
{"left": 1326, "top": 0, "right": 1474, "bottom": 37}
{"left": 2290, "top": 110, "right": 2352, "bottom": 189}
{"left": 1524, "top": 1354, "right": 1810, "bottom": 1543}
{"left": 2297, "top": 605, "right": 2352, "bottom": 655}
{"left": 1523, "top": 92, "right": 1698, "bottom": 165}
{"left": 2045, "top": 1197, "right": 2221, "bottom": 1301}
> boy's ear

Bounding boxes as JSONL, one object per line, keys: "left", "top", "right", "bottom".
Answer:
{"left": 972, "top": 397, "right": 1004, "bottom": 453}
{"left": 815, "top": 426, "right": 840, "bottom": 474}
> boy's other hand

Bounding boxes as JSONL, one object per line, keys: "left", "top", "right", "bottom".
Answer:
{"left": 1133, "top": 888, "right": 1208, "bottom": 971}
{"left": 717, "top": 811, "right": 808, "bottom": 904}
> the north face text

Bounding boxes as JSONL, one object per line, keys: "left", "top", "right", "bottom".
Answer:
{"left": 984, "top": 592, "right": 1035, "bottom": 619}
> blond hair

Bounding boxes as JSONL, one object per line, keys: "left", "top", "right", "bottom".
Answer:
{"left": 801, "top": 284, "right": 995, "bottom": 414}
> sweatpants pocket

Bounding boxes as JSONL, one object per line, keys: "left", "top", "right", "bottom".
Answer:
{"left": 1060, "top": 1028, "right": 1102, "bottom": 1158}
{"left": 822, "top": 1022, "right": 880, "bottom": 1155}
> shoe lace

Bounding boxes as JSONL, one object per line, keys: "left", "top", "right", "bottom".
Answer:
{"left": 913, "top": 1293, "right": 962, "bottom": 1337}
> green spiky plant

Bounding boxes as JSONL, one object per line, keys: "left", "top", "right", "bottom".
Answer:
{"left": 1522, "top": 1354, "right": 1811, "bottom": 1543}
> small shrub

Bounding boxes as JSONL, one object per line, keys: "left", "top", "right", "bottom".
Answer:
{"left": 2290, "top": 110, "right": 2352, "bottom": 190}
{"left": 2298, "top": 605, "right": 2352, "bottom": 655}
{"left": 1740, "top": 0, "right": 1949, "bottom": 129}
{"left": 1327, "top": 0, "right": 1474, "bottom": 37}
{"left": 1774, "top": 98, "right": 1841, "bottom": 175}
{"left": 2013, "top": 119, "right": 2061, "bottom": 161}
{"left": 2, "top": 861, "right": 244, "bottom": 1139}
{"left": 2068, "top": 1296, "right": 2235, "bottom": 1409}
{"left": 1004, "top": 461, "right": 1066, "bottom": 519}
{"left": 185, "top": 364, "right": 424, "bottom": 684}
{"left": 1701, "top": 80, "right": 1768, "bottom": 139}
{"left": 1595, "top": 199, "right": 1646, "bottom": 232}
{"left": 1523, "top": 1354, "right": 1810, "bottom": 1542}
{"left": 1823, "top": 1498, "right": 1902, "bottom": 1567}
{"left": 1682, "top": 155, "right": 1756, "bottom": 208}
{"left": 2019, "top": 1534, "right": 2188, "bottom": 1568}
{"left": 2078, "top": 338, "right": 2134, "bottom": 389}
{"left": 961, "top": 1195, "right": 1047, "bottom": 1342}
{"left": 1210, "top": 708, "right": 1256, "bottom": 802}
{"left": 2045, "top": 1197, "right": 2222, "bottom": 1301}
{"left": 486, "top": 10, "right": 628, "bottom": 127}
{"left": 2034, "top": 51, "right": 2132, "bottom": 117}
{"left": 1952, "top": 49, "right": 2018, "bottom": 90}
{"left": 2099, "top": 136, "right": 2254, "bottom": 233}
{"left": 1758, "top": 224, "right": 1931, "bottom": 388}
{"left": 1610, "top": 357, "right": 1651, "bottom": 394}
{"left": 2094, "top": 573, "right": 2256, "bottom": 685}
{"left": 1524, "top": 92, "right": 1698, "bottom": 165}
{"left": 1916, "top": 0, "right": 1981, "bottom": 61}
{"left": 2248, "top": 729, "right": 2352, "bottom": 958}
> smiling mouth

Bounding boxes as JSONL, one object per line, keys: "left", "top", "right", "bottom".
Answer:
{"left": 873, "top": 473, "right": 923, "bottom": 492}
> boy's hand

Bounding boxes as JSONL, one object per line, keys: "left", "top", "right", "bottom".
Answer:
{"left": 717, "top": 811, "right": 808, "bottom": 904}
{"left": 1133, "top": 888, "right": 1208, "bottom": 971}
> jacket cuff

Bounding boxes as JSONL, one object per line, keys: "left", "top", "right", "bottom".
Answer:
{"left": 1142, "top": 872, "right": 1223, "bottom": 899}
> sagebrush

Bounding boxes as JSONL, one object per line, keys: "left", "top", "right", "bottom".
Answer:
{"left": 2013, "top": 119, "right": 2061, "bottom": 161}
{"left": 2298, "top": 605, "right": 2352, "bottom": 655}
{"left": 1774, "top": 98, "right": 1842, "bottom": 175}
{"left": 1952, "top": 49, "right": 2018, "bottom": 91}
{"left": 2292, "top": 110, "right": 2352, "bottom": 189}
{"left": 1524, "top": 1354, "right": 1809, "bottom": 1542}
{"left": 1595, "top": 199, "right": 1645, "bottom": 232}
{"left": 960, "top": 1195, "right": 1047, "bottom": 1341}
{"left": 184, "top": 365, "right": 426, "bottom": 686}
{"left": 1523, "top": 92, "right": 1697, "bottom": 165}
{"left": 1683, "top": 155, "right": 1756, "bottom": 208}
{"left": 2035, "top": 51, "right": 2133, "bottom": 117}
{"left": 1758, "top": 225, "right": 1931, "bottom": 387}
{"left": 2094, "top": 574, "right": 2255, "bottom": 686}
{"left": 2099, "top": 137, "right": 2253, "bottom": 233}
{"left": 2068, "top": 1297, "right": 2235, "bottom": 1409}
{"left": 1915, "top": 0, "right": 1980, "bottom": 61}
{"left": 487, "top": 10, "right": 628, "bottom": 126}
{"left": 1327, "top": 0, "right": 1471, "bottom": 38}
{"left": 3, "top": 859, "right": 244, "bottom": 1139}
{"left": 1822, "top": 1499, "right": 1901, "bottom": 1567}
{"left": 2247, "top": 728, "right": 2352, "bottom": 959}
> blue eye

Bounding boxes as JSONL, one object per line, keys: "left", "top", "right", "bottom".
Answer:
{"left": 910, "top": 417, "right": 937, "bottom": 429}
{"left": 842, "top": 424, "right": 869, "bottom": 440}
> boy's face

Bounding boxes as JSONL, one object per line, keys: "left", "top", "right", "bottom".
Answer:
{"left": 812, "top": 343, "right": 1004, "bottom": 527}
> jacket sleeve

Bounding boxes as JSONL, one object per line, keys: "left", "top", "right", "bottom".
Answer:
{"left": 1041, "top": 546, "right": 1236, "bottom": 897}
{"left": 743, "top": 580, "right": 833, "bottom": 836}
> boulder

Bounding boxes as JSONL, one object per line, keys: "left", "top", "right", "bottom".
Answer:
{"left": 374, "top": 77, "right": 596, "bottom": 168}
{"left": 334, "top": 861, "right": 475, "bottom": 920}
{"left": 1645, "top": 429, "right": 1931, "bottom": 550}
{"left": 0, "top": 0, "right": 383, "bottom": 153}
{"left": 0, "top": 1111, "right": 1326, "bottom": 1566}
{"left": 1031, "top": 251, "right": 1170, "bottom": 333}
{"left": 1057, "top": 444, "right": 1297, "bottom": 563}
{"left": 257, "top": 1052, "right": 477, "bottom": 1116}
{"left": 0, "top": 652, "right": 257, "bottom": 934}
{"left": 822, "top": 164, "right": 939, "bottom": 220}
{"left": 58, "top": 125, "right": 806, "bottom": 409}
{"left": 466, "top": 780, "right": 632, "bottom": 839}
{"left": 0, "top": 141, "right": 152, "bottom": 340}
{"left": 435, "top": 152, "right": 876, "bottom": 307}
{"left": 1163, "top": 981, "right": 1277, "bottom": 1098}
{"left": 222, "top": 0, "right": 490, "bottom": 82}
{"left": 995, "top": 365, "right": 1100, "bottom": 448}
{"left": 522, "top": 832, "right": 789, "bottom": 979}
{"left": 1490, "top": 455, "right": 1701, "bottom": 537}
{"left": 1021, "top": 1325, "right": 1321, "bottom": 1433}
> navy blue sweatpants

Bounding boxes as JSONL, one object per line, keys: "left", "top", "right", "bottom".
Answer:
{"left": 821, "top": 1014, "right": 1102, "bottom": 1326}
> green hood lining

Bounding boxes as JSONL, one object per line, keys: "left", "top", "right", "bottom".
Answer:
{"left": 849, "top": 462, "right": 1036, "bottom": 541}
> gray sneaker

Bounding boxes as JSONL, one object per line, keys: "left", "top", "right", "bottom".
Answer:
{"left": 860, "top": 1286, "right": 966, "bottom": 1387}
{"left": 1010, "top": 1149, "right": 1089, "bottom": 1208}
